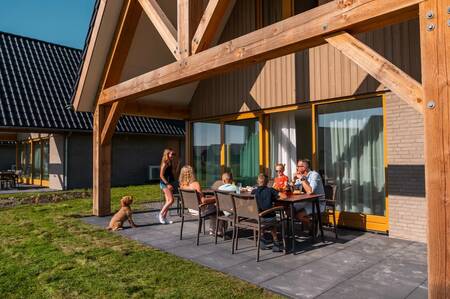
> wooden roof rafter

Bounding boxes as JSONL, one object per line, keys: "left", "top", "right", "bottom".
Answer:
{"left": 325, "top": 31, "right": 424, "bottom": 114}
{"left": 191, "top": 0, "right": 236, "bottom": 54}
{"left": 138, "top": 0, "right": 180, "bottom": 60}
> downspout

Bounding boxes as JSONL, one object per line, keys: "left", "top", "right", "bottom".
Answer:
{"left": 64, "top": 132, "right": 71, "bottom": 190}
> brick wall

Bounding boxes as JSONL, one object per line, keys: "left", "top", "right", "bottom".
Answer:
{"left": 385, "top": 92, "right": 427, "bottom": 243}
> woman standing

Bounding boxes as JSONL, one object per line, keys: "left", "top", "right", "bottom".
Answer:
{"left": 159, "top": 148, "right": 177, "bottom": 224}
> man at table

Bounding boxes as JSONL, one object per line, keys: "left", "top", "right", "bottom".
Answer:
{"left": 292, "top": 159, "right": 326, "bottom": 228}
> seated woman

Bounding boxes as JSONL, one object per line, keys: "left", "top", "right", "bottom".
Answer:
{"left": 179, "top": 165, "right": 217, "bottom": 234}
{"left": 272, "top": 163, "right": 289, "bottom": 192}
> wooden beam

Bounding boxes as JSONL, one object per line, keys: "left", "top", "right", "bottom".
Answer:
{"left": 325, "top": 31, "right": 424, "bottom": 114}
{"left": 419, "top": 0, "right": 450, "bottom": 297}
{"left": 92, "top": 0, "right": 142, "bottom": 216}
{"left": 122, "top": 102, "right": 189, "bottom": 119}
{"left": 98, "top": 0, "right": 423, "bottom": 105}
{"left": 101, "top": 102, "right": 125, "bottom": 145}
{"left": 178, "top": 0, "right": 190, "bottom": 58}
{"left": 0, "top": 133, "right": 17, "bottom": 141}
{"left": 191, "top": 0, "right": 235, "bottom": 54}
{"left": 99, "top": 0, "right": 142, "bottom": 145}
{"left": 93, "top": 105, "right": 111, "bottom": 216}
{"left": 138, "top": 0, "right": 180, "bottom": 60}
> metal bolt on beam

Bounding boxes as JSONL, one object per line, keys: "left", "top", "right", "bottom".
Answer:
{"left": 427, "top": 23, "right": 436, "bottom": 31}
{"left": 427, "top": 101, "right": 436, "bottom": 109}
{"left": 322, "top": 24, "right": 328, "bottom": 30}
{"left": 426, "top": 10, "right": 434, "bottom": 19}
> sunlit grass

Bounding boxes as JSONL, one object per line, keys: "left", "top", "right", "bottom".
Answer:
{"left": 0, "top": 185, "right": 278, "bottom": 298}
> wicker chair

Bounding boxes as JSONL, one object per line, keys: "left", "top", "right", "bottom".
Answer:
{"left": 214, "top": 190, "right": 236, "bottom": 250}
{"left": 232, "top": 194, "right": 286, "bottom": 262}
{"left": 179, "top": 188, "right": 216, "bottom": 246}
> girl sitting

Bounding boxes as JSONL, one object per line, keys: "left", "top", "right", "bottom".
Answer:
{"left": 272, "top": 163, "right": 289, "bottom": 192}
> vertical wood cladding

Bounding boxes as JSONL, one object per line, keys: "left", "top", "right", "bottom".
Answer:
{"left": 189, "top": 3, "right": 421, "bottom": 119}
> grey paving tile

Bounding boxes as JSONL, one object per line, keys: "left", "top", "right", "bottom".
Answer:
{"left": 223, "top": 259, "right": 293, "bottom": 284}
{"left": 192, "top": 250, "right": 254, "bottom": 271}
{"left": 261, "top": 267, "right": 342, "bottom": 299}
{"left": 319, "top": 259, "right": 427, "bottom": 299}
{"left": 389, "top": 242, "right": 428, "bottom": 265}
{"left": 165, "top": 243, "right": 219, "bottom": 259}
{"left": 406, "top": 280, "right": 428, "bottom": 299}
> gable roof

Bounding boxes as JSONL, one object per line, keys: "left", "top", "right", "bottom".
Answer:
{"left": 0, "top": 31, "right": 184, "bottom": 136}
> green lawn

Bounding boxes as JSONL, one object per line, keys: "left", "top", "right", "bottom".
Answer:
{"left": 0, "top": 185, "right": 277, "bottom": 298}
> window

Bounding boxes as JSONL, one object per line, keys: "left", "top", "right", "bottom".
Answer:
{"left": 317, "top": 97, "right": 386, "bottom": 216}
{"left": 42, "top": 139, "right": 49, "bottom": 180}
{"left": 224, "top": 118, "right": 259, "bottom": 186}
{"left": 33, "top": 141, "right": 41, "bottom": 178}
{"left": 192, "top": 122, "right": 221, "bottom": 187}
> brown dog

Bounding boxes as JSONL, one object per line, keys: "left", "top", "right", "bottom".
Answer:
{"left": 107, "top": 196, "right": 137, "bottom": 231}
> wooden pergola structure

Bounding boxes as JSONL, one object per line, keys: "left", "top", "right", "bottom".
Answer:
{"left": 73, "top": 0, "right": 449, "bottom": 296}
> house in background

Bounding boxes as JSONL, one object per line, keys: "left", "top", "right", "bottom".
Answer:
{"left": 0, "top": 31, "right": 185, "bottom": 190}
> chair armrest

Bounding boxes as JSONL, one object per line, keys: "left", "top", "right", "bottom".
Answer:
{"left": 259, "top": 206, "right": 284, "bottom": 217}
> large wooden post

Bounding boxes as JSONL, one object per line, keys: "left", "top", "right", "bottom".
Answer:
{"left": 93, "top": 105, "right": 111, "bottom": 216}
{"left": 92, "top": 0, "right": 142, "bottom": 216}
{"left": 419, "top": 0, "right": 450, "bottom": 297}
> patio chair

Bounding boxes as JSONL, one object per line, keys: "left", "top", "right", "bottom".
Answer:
{"left": 179, "top": 188, "right": 216, "bottom": 246}
{"left": 232, "top": 194, "right": 286, "bottom": 262}
{"left": 214, "top": 190, "right": 236, "bottom": 250}
{"left": 324, "top": 184, "right": 338, "bottom": 239}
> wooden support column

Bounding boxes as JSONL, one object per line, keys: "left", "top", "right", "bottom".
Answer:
{"left": 93, "top": 105, "right": 112, "bottom": 216}
{"left": 93, "top": 0, "right": 142, "bottom": 216}
{"left": 420, "top": 0, "right": 450, "bottom": 297}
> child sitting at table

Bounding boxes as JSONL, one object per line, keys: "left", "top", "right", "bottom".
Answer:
{"left": 272, "top": 163, "right": 289, "bottom": 192}
{"left": 251, "top": 173, "right": 284, "bottom": 252}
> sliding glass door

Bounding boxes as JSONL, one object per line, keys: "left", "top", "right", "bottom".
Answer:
{"left": 316, "top": 97, "right": 386, "bottom": 216}
{"left": 224, "top": 119, "right": 259, "bottom": 186}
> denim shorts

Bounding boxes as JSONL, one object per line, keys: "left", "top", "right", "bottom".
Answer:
{"left": 160, "top": 181, "right": 178, "bottom": 192}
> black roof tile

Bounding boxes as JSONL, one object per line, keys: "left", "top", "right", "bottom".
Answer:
{"left": 0, "top": 31, "right": 185, "bottom": 136}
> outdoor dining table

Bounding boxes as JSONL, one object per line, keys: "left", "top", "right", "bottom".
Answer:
{"left": 203, "top": 188, "right": 324, "bottom": 252}
{"left": 276, "top": 192, "right": 324, "bottom": 252}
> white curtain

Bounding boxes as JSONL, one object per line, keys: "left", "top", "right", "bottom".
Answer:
{"left": 270, "top": 112, "right": 297, "bottom": 178}
{"left": 323, "top": 112, "right": 385, "bottom": 215}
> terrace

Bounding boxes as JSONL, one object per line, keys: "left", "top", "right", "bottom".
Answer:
{"left": 84, "top": 210, "right": 428, "bottom": 299}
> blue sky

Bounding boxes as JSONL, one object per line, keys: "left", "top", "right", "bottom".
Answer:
{"left": 0, "top": 0, "right": 96, "bottom": 49}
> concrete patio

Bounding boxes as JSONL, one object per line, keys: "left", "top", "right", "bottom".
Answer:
{"left": 83, "top": 210, "right": 428, "bottom": 299}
